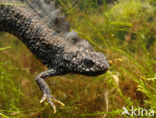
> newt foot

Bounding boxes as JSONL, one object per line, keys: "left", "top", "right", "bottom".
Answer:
{"left": 40, "top": 93, "right": 65, "bottom": 114}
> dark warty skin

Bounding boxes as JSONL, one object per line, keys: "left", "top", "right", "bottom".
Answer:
{"left": 0, "top": 0, "right": 110, "bottom": 113}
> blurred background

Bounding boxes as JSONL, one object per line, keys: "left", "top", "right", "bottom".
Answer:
{"left": 0, "top": 0, "right": 156, "bottom": 117}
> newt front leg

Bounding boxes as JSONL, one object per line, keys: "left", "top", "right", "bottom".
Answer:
{"left": 35, "top": 69, "right": 65, "bottom": 114}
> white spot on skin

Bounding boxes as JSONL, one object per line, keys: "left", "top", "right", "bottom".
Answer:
{"left": 90, "top": 68, "right": 94, "bottom": 71}
{"left": 96, "top": 62, "right": 100, "bottom": 65}
{"left": 86, "top": 69, "right": 89, "bottom": 71}
{"left": 78, "top": 65, "right": 82, "bottom": 68}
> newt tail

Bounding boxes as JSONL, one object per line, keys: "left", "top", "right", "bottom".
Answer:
{"left": 0, "top": 0, "right": 110, "bottom": 113}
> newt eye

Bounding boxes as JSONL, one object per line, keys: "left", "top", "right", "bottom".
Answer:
{"left": 83, "top": 58, "right": 94, "bottom": 67}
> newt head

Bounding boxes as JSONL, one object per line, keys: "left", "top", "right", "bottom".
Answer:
{"left": 62, "top": 39, "right": 110, "bottom": 76}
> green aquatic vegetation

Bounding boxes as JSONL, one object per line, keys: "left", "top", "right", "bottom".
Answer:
{"left": 0, "top": 0, "right": 156, "bottom": 117}
{"left": 0, "top": 48, "right": 22, "bottom": 117}
{"left": 0, "top": 47, "right": 11, "bottom": 51}
{"left": 57, "top": 0, "right": 156, "bottom": 117}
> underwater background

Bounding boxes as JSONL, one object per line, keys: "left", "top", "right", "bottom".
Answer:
{"left": 0, "top": 0, "right": 156, "bottom": 117}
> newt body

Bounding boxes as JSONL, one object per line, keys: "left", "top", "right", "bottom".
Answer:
{"left": 0, "top": 0, "right": 109, "bottom": 113}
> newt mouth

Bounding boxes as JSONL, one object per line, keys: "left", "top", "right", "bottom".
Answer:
{"left": 75, "top": 68, "right": 109, "bottom": 76}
